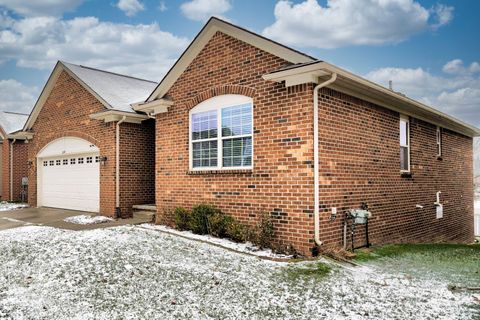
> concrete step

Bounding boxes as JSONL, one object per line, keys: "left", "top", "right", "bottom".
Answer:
{"left": 133, "top": 210, "right": 155, "bottom": 221}
{"left": 132, "top": 204, "right": 156, "bottom": 212}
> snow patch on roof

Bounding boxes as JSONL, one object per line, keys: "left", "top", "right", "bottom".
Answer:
{"left": 0, "top": 111, "right": 29, "bottom": 134}
{"left": 62, "top": 62, "right": 158, "bottom": 113}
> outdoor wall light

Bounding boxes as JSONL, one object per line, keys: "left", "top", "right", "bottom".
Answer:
{"left": 100, "top": 156, "right": 108, "bottom": 166}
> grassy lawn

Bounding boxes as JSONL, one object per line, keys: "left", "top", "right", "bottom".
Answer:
{"left": 354, "top": 243, "right": 480, "bottom": 288}
{"left": 0, "top": 226, "right": 478, "bottom": 319}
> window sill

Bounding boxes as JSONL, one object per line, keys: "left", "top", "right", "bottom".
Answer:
{"left": 187, "top": 169, "right": 253, "bottom": 175}
{"left": 400, "top": 171, "right": 413, "bottom": 178}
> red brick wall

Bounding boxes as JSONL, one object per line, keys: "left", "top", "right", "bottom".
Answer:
{"left": 155, "top": 31, "right": 316, "bottom": 254}
{"left": 27, "top": 70, "right": 117, "bottom": 216}
{"left": 154, "top": 31, "right": 474, "bottom": 256}
{"left": 119, "top": 120, "right": 155, "bottom": 217}
{"left": 2, "top": 140, "right": 29, "bottom": 202}
{"left": 2, "top": 140, "right": 8, "bottom": 200}
{"left": 316, "top": 88, "right": 474, "bottom": 249}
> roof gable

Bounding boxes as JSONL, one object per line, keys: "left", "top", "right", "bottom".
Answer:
{"left": 0, "top": 111, "right": 29, "bottom": 136}
{"left": 146, "top": 17, "right": 315, "bottom": 102}
{"left": 24, "top": 61, "right": 158, "bottom": 130}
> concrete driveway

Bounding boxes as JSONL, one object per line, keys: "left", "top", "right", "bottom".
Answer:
{"left": 0, "top": 207, "right": 152, "bottom": 231}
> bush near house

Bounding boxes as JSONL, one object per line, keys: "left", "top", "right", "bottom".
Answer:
{"left": 173, "top": 204, "right": 276, "bottom": 250}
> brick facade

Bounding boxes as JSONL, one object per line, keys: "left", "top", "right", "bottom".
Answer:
{"left": 154, "top": 31, "right": 474, "bottom": 256}
{"left": 2, "top": 140, "right": 29, "bottom": 202}
{"left": 155, "top": 31, "right": 316, "bottom": 255}
{"left": 316, "top": 88, "right": 474, "bottom": 248}
{"left": 27, "top": 70, "right": 155, "bottom": 217}
{"left": 119, "top": 120, "right": 155, "bottom": 215}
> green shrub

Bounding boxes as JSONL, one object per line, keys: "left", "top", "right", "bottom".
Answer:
{"left": 190, "top": 204, "right": 221, "bottom": 234}
{"left": 206, "top": 212, "right": 225, "bottom": 237}
{"left": 173, "top": 207, "right": 191, "bottom": 231}
{"left": 253, "top": 213, "right": 275, "bottom": 249}
{"left": 225, "top": 219, "right": 250, "bottom": 242}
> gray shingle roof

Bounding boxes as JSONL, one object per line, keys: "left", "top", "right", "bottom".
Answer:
{"left": 0, "top": 111, "right": 29, "bottom": 134}
{"left": 62, "top": 62, "right": 158, "bottom": 113}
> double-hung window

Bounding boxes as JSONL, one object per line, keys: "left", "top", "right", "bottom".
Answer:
{"left": 190, "top": 95, "right": 253, "bottom": 170}
{"left": 400, "top": 115, "right": 410, "bottom": 172}
{"left": 436, "top": 126, "right": 442, "bottom": 158}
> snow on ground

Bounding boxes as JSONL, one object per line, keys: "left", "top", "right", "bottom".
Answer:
{"left": 140, "top": 224, "right": 293, "bottom": 259}
{"left": 63, "top": 215, "right": 113, "bottom": 225}
{"left": 0, "top": 202, "right": 28, "bottom": 211}
{"left": 0, "top": 226, "right": 478, "bottom": 320}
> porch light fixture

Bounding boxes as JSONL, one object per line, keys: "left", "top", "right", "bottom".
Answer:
{"left": 100, "top": 156, "right": 108, "bottom": 166}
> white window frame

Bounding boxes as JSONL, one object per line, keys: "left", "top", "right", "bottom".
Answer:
{"left": 436, "top": 126, "right": 442, "bottom": 158}
{"left": 189, "top": 94, "right": 254, "bottom": 171}
{"left": 400, "top": 114, "right": 410, "bottom": 173}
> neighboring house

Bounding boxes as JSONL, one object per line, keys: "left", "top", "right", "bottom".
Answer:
{"left": 0, "top": 111, "right": 30, "bottom": 202}
{"left": 135, "top": 18, "right": 479, "bottom": 255}
{"left": 24, "top": 61, "right": 157, "bottom": 217}
{"left": 22, "top": 18, "right": 479, "bottom": 256}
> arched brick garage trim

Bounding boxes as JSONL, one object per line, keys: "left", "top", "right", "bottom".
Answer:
{"left": 34, "top": 131, "right": 101, "bottom": 155}
{"left": 185, "top": 85, "right": 256, "bottom": 110}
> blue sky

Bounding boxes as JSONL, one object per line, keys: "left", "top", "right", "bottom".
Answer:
{"left": 0, "top": 0, "right": 479, "bottom": 129}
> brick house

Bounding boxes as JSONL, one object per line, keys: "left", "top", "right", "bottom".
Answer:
{"left": 21, "top": 18, "right": 479, "bottom": 256}
{"left": 0, "top": 111, "right": 30, "bottom": 202}
{"left": 133, "top": 18, "right": 479, "bottom": 255}
{"left": 24, "top": 61, "right": 157, "bottom": 218}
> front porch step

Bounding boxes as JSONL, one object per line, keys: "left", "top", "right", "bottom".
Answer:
{"left": 133, "top": 210, "right": 156, "bottom": 220}
{"left": 132, "top": 204, "right": 156, "bottom": 211}
{"left": 132, "top": 204, "right": 156, "bottom": 221}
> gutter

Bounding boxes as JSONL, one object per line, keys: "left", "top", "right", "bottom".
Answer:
{"left": 313, "top": 73, "right": 337, "bottom": 247}
{"left": 115, "top": 116, "right": 126, "bottom": 218}
{"left": 9, "top": 139, "right": 16, "bottom": 201}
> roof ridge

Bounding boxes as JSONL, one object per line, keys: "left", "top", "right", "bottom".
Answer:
{"left": 61, "top": 61, "right": 158, "bottom": 84}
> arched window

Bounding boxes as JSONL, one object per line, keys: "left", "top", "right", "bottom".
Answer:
{"left": 189, "top": 94, "right": 253, "bottom": 170}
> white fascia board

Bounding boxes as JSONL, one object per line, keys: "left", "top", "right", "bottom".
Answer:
{"left": 7, "top": 131, "right": 34, "bottom": 140}
{"left": 146, "top": 18, "right": 315, "bottom": 102}
{"left": 262, "top": 61, "right": 480, "bottom": 137}
{"left": 90, "top": 110, "right": 149, "bottom": 124}
{"left": 132, "top": 98, "right": 173, "bottom": 115}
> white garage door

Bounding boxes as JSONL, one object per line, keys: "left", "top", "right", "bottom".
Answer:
{"left": 38, "top": 137, "right": 100, "bottom": 212}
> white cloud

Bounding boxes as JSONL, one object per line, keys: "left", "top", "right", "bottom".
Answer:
{"left": 442, "top": 59, "right": 480, "bottom": 75}
{"left": 430, "top": 4, "right": 454, "bottom": 29}
{"left": 263, "top": 0, "right": 454, "bottom": 49}
{"left": 158, "top": 1, "right": 167, "bottom": 12}
{"left": 116, "top": 0, "right": 145, "bottom": 17}
{"left": 180, "top": 0, "right": 231, "bottom": 22}
{"left": 365, "top": 63, "right": 480, "bottom": 127}
{"left": 0, "top": 15, "right": 189, "bottom": 81}
{"left": 0, "top": 79, "right": 38, "bottom": 114}
{"left": 0, "top": 0, "right": 83, "bottom": 17}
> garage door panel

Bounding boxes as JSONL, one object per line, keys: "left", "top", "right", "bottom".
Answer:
{"left": 39, "top": 152, "right": 100, "bottom": 213}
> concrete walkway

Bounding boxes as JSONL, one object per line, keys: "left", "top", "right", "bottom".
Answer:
{"left": 0, "top": 207, "right": 152, "bottom": 231}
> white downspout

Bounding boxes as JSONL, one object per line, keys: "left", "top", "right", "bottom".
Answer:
{"left": 313, "top": 73, "right": 337, "bottom": 246}
{"left": 9, "top": 139, "right": 16, "bottom": 202}
{"left": 116, "top": 116, "right": 126, "bottom": 217}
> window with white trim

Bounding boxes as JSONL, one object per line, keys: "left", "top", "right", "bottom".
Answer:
{"left": 400, "top": 115, "right": 410, "bottom": 172}
{"left": 190, "top": 95, "right": 253, "bottom": 170}
{"left": 436, "top": 126, "right": 442, "bottom": 157}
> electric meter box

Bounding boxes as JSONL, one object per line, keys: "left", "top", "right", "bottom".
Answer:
{"left": 21, "top": 177, "right": 28, "bottom": 186}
